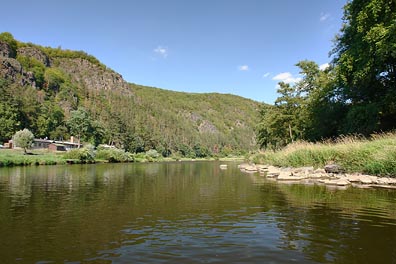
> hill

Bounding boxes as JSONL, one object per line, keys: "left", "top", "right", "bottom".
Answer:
{"left": 0, "top": 32, "right": 260, "bottom": 157}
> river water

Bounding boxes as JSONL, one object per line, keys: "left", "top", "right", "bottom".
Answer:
{"left": 0, "top": 162, "right": 395, "bottom": 263}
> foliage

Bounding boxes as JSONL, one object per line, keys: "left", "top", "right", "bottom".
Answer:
{"left": 67, "top": 107, "right": 92, "bottom": 145}
{"left": 42, "top": 46, "right": 107, "bottom": 70}
{"left": 332, "top": 0, "right": 396, "bottom": 131}
{"left": 95, "top": 148, "right": 133, "bottom": 162}
{"left": 12, "top": 129, "right": 34, "bottom": 154}
{"left": 0, "top": 32, "right": 259, "bottom": 157}
{"left": 257, "top": 0, "right": 396, "bottom": 148}
{"left": 252, "top": 132, "right": 396, "bottom": 176}
{"left": 0, "top": 32, "right": 17, "bottom": 57}
{"left": 63, "top": 146, "right": 95, "bottom": 162}
{"left": 0, "top": 149, "right": 66, "bottom": 167}
{"left": 145, "top": 149, "right": 161, "bottom": 159}
{"left": 16, "top": 55, "right": 46, "bottom": 88}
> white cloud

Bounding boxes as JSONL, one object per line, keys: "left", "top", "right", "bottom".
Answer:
{"left": 320, "top": 12, "right": 330, "bottom": 22}
{"left": 154, "top": 46, "right": 168, "bottom": 58}
{"left": 262, "top": 72, "right": 270, "bottom": 78}
{"left": 272, "top": 72, "right": 301, "bottom": 84}
{"left": 319, "top": 63, "right": 330, "bottom": 71}
{"left": 238, "top": 65, "right": 249, "bottom": 71}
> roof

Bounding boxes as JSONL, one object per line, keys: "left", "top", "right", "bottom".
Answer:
{"left": 34, "top": 138, "right": 81, "bottom": 146}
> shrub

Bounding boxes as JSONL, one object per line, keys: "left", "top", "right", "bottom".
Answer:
{"left": 64, "top": 147, "right": 94, "bottom": 162}
{"left": 96, "top": 148, "right": 133, "bottom": 162}
{"left": 145, "top": 149, "right": 161, "bottom": 159}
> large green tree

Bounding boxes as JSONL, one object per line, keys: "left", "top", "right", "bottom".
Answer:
{"left": 332, "top": 0, "right": 396, "bottom": 132}
{"left": 67, "top": 107, "right": 92, "bottom": 147}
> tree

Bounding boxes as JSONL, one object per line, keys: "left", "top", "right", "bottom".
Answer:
{"left": 13, "top": 129, "right": 34, "bottom": 154}
{"left": 332, "top": 0, "right": 396, "bottom": 132}
{"left": 67, "top": 107, "right": 92, "bottom": 147}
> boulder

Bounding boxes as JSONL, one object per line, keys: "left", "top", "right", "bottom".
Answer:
{"left": 324, "top": 164, "right": 343, "bottom": 174}
{"left": 277, "top": 171, "right": 306, "bottom": 181}
{"left": 359, "top": 176, "right": 373, "bottom": 184}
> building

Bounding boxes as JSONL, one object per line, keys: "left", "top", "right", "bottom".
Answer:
{"left": 32, "top": 137, "right": 81, "bottom": 151}
{"left": 48, "top": 143, "right": 67, "bottom": 152}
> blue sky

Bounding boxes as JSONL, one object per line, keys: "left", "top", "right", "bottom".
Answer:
{"left": 2, "top": 0, "right": 346, "bottom": 103}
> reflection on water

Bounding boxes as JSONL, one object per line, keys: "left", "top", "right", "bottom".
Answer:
{"left": 0, "top": 162, "right": 395, "bottom": 263}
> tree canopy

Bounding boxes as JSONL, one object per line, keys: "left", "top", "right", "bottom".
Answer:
{"left": 257, "top": 0, "right": 396, "bottom": 149}
{"left": 13, "top": 129, "right": 34, "bottom": 154}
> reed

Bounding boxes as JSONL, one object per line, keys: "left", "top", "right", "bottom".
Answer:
{"left": 251, "top": 132, "right": 396, "bottom": 176}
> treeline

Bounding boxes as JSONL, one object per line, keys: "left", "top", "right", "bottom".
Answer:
{"left": 257, "top": 0, "right": 396, "bottom": 149}
{"left": 0, "top": 32, "right": 259, "bottom": 158}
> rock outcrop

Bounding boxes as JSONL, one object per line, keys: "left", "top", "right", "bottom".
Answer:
{"left": 17, "top": 46, "right": 50, "bottom": 66}
{"left": 0, "top": 41, "right": 36, "bottom": 87}
{"left": 0, "top": 40, "right": 15, "bottom": 58}
{"left": 56, "top": 58, "right": 132, "bottom": 96}
{"left": 238, "top": 163, "right": 396, "bottom": 189}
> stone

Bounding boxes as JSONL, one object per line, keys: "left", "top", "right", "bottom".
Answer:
{"left": 322, "top": 179, "right": 351, "bottom": 186}
{"left": 345, "top": 174, "right": 362, "bottom": 183}
{"left": 219, "top": 164, "right": 227, "bottom": 170}
{"left": 359, "top": 176, "right": 373, "bottom": 184}
{"left": 238, "top": 163, "right": 249, "bottom": 170}
{"left": 324, "top": 164, "right": 343, "bottom": 174}
{"left": 377, "top": 178, "right": 391, "bottom": 185}
{"left": 293, "top": 166, "right": 314, "bottom": 174}
{"left": 336, "top": 179, "right": 351, "bottom": 186}
{"left": 244, "top": 165, "right": 258, "bottom": 172}
{"left": 0, "top": 40, "right": 15, "bottom": 58}
{"left": 314, "top": 168, "right": 326, "bottom": 174}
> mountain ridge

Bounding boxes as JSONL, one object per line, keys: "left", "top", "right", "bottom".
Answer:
{"left": 0, "top": 32, "right": 260, "bottom": 157}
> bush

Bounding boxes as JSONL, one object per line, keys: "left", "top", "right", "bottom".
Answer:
{"left": 64, "top": 147, "right": 94, "bottom": 162}
{"left": 145, "top": 149, "right": 161, "bottom": 159}
{"left": 95, "top": 148, "right": 133, "bottom": 162}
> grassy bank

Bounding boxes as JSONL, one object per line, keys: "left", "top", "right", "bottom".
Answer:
{"left": 0, "top": 148, "right": 244, "bottom": 167}
{"left": 0, "top": 149, "right": 67, "bottom": 166}
{"left": 250, "top": 133, "right": 396, "bottom": 176}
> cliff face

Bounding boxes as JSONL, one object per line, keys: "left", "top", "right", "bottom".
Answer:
{"left": 55, "top": 58, "right": 132, "bottom": 96}
{"left": 0, "top": 40, "right": 132, "bottom": 96}
{"left": 0, "top": 41, "right": 36, "bottom": 87}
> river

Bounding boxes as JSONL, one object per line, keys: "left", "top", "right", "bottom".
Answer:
{"left": 0, "top": 161, "right": 395, "bottom": 263}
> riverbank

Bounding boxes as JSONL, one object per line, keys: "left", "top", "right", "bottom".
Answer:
{"left": 250, "top": 133, "right": 396, "bottom": 177}
{"left": 238, "top": 163, "right": 396, "bottom": 190}
{"left": 0, "top": 148, "right": 244, "bottom": 167}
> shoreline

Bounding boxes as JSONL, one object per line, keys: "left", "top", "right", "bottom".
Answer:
{"left": 0, "top": 149, "right": 244, "bottom": 168}
{"left": 238, "top": 163, "right": 396, "bottom": 190}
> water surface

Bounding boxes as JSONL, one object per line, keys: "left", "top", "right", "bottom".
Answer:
{"left": 0, "top": 162, "right": 395, "bottom": 263}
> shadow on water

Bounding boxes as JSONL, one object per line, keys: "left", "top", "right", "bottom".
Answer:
{"left": 0, "top": 162, "right": 395, "bottom": 263}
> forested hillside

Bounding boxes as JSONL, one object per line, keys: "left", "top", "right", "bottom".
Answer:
{"left": 0, "top": 33, "right": 260, "bottom": 157}
{"left": 257, "top": 0, "right": 396, "bottom": 149}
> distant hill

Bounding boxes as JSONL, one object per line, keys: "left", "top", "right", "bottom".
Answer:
{"left": 0, "top": 32, "right": 260, "bottom": 157}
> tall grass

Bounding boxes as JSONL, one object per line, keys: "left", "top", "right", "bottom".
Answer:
{"left": 0, "top": 149, "right": 66, "bottom": 167}
{"left": 251, "top": 132, "right": 396, "bottom": 176}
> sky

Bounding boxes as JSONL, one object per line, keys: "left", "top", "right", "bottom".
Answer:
{"left": 2, "top": 0, "right": 346, "bottom": 103}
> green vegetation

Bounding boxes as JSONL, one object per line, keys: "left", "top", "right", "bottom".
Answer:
{"left": 251, "top": 133, "right": 396, "bottom": 176}
{"left": 0, "top": 149, "right": 66, "bottom": 166}
{"left": 257, "top": 0, "right": 396, "bottom": 149}
{"left": 12, "top": 129, "right": 34, "bottom": 154}
{"left": 0, "top": 33, "right": 259, "bottom": 160}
